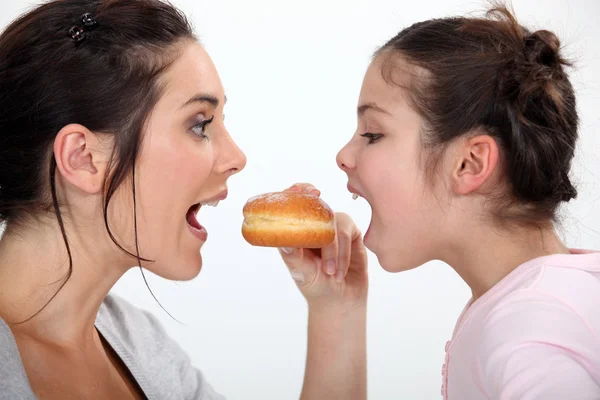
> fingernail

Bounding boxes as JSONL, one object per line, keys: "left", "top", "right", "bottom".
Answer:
{"left": 335, "top": 269, "right": 344, "bottom": 282}
{"left": 306, "top": 185, "right": 316, "bottom": 192}
{"left": 290, "top": 269, "right": 305, "bottom": 284}
{"left": 325, "top": 260, "right": 336, "bottom": 275}
{"left": 289, "top": 186, "right": 301, "bottom": 192}
{"left": 280, "top": 247, "right": 294, "bottom": 254}
{"left": 309, "top": 189, "right": 320, "bottom": 196}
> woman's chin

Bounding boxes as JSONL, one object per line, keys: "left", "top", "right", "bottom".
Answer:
{"left": 149, "top": 254, "right": 203, "bottom": 281}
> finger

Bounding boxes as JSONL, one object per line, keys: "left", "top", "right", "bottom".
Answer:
{"left": 334, "top": 218, "right": 353, "bottom": 283}
{"left": 320, "top": 226, "right": 339, "bottom": 277}
{"left": 350, "top": 229, "right": 367, "bottom": 272}
{"left": 348, "top": 226, "right": 368, "bottom": 281}
{"left": 284, "top": 182, "right": 320, "bottom": 196}
{"left": 286, "top": 185, "right": 302, "bottom": 192}
{"left": 278, "top": 247, "right": 321, "bottom": 286}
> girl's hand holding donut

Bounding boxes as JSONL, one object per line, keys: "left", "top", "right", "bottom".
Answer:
{"left": 242, "top": 183, "right": 368, "bottom": 309}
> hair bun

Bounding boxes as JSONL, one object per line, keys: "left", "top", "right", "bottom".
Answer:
{"left": 558, "top": 171, "right": 578, "bottom": 202}
{"left": 524, "top": 29, "right": 561, "bottom": 68}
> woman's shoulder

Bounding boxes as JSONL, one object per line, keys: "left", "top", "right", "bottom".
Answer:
{"left": 96, "top": 293, "right": 180, "bottom": 365}
{"left": 0, "top": 317, "right": 37, "bottom": 399}
{"left": 96, "top": 294, "right": 226, "bottom": 400}
{"left": 97, "top": 294, "right": 167, "bottom": 337}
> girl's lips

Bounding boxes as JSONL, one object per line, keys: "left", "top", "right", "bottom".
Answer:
{"left": 347, "top": 183, "right": 364, "bottom": 197}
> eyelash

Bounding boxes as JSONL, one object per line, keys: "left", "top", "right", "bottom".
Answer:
{"left": 191, "top": 115, "right": 215, "bottom": 140}
{"left": 360, "top": 132, "right": 383, "bottom": 144}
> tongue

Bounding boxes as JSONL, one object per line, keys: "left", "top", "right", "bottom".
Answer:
{"left": 186, "top": 205, "right": 203, "bottom": 230}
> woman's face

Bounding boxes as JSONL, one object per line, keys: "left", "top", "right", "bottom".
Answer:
{"left": 112, "top": 41, "right": 246, "bottom": 280}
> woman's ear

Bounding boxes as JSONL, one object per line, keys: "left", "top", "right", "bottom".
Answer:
{"left": 53, "top": 124, "right": 109, "bottom": 195}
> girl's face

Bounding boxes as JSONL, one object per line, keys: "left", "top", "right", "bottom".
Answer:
{"left": 336, "top": 56, "right": 447, "bottom": 272}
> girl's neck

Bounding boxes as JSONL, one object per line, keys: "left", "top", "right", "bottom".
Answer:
{"left": 443, "top": 222, "right": 569, "bottom": 301}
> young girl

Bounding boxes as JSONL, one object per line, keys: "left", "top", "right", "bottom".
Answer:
{"left": 301, "top": 4, "right": 600, "bottom": 399}
{"left": 0, "top": 1, "right": 367, "bottom": 399}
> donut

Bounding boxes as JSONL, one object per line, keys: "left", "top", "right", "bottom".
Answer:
{"left": 242, "top": 191, "right": 335, "bottom": 248}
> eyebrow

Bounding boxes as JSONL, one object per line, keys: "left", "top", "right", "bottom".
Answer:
{"left": 357, "top": 102, "right": 390, "bottom": 116}
{"left": 180, "top": 93, "right": 228, "bottom": 109}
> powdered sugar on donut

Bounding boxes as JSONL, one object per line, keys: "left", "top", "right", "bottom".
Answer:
{"left": 245, "top": 192, "right": 288, "bottom": 205}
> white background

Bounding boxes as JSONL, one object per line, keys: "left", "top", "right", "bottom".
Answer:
{"left": 2, "top": 0, "right": 599, "bottom": 399}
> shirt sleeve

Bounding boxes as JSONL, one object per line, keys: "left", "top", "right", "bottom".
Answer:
{"left": 478, "top": 290, "right": 600, "bottom": 400}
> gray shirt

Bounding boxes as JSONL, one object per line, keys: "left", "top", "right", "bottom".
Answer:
{"left": 0, "top": 294, "right": 225, "bottom": 400}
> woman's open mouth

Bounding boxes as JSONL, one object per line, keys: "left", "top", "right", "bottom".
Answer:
{"left": 186, "top": 203, "right": 207, "bottom": 241}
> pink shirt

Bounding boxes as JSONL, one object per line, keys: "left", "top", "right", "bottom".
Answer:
{"left": 442, "top": 250, "right": 600, "bottom": 399}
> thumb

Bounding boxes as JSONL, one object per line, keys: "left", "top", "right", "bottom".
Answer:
{"left": 278, "top": 247, "right": 321, "bottom": 287}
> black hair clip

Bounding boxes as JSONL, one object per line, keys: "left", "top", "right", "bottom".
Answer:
{"left": 68, "top": 13, "right": 98, "bottom": 44}
{"left": 81, "top": 13, "right": 97, "bottom": 28}
{"left": 69, "top": 25, "right": 86, "bottom": 43}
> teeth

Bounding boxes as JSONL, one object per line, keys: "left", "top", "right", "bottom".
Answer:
{"left": 352, "top": 193, "right": 359, "bottom": 200}
{"left": 201, "top": 200, "right": 220, "bottom": 207}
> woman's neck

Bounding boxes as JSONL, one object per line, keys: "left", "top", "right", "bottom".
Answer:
{"left": 0, "top": 217, "right": 131, "bottom": 345}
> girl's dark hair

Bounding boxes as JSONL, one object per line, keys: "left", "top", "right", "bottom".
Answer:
{"left": 377, "top": 4, "right": 578, "bottom": 227}
{"left": 0, "top": 0, "right": 194, "bottom": 319}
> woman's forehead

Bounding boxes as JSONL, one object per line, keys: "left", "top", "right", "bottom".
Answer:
{"left": 159, "top": 42, "right": 225, "bottom": 109}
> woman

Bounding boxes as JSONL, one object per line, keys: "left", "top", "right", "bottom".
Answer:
{"left": 0, "top": 1, "right": 368, "bottom": 399}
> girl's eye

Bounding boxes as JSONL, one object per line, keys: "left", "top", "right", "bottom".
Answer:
{"left": 360, "top": 132, "right": 383, "bottom": 144}
{"left": 191, "top": 115, "right": 214, "bottom": 139}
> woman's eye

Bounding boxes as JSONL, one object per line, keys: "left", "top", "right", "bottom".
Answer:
{"left": 191, "top": 115, "right": 214, "bottom": 139}
{"left": 360, "top": 132, "right": 383, "bottom": 144}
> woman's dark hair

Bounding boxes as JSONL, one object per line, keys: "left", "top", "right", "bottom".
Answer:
{"left": 0, "top": 0, "right": 195, "bottom": 320}
{"left": 376, "top": 4, "right": 578, "bottom": 227}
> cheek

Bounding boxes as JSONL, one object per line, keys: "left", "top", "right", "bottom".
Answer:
{"left": 140, "top": 132, "right": 214, "bottom": 195}
{"left": 139, "top": 145, "right": 214, "bottom": 222}
{"left": 370, "top": 169, "right": 444, "bottom": 271}
{"left": 360, "top": 147, "right": 424, "bottom": 218}
{"left": 134, "top": 138, "right": 214, "bottom": 250}
{"left": 360, "top": 146, "right": 437, "bottom": 261}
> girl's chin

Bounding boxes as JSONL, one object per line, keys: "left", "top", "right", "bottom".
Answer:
{"left": 363, "top": 220, "right": 375, "bottom": 251}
